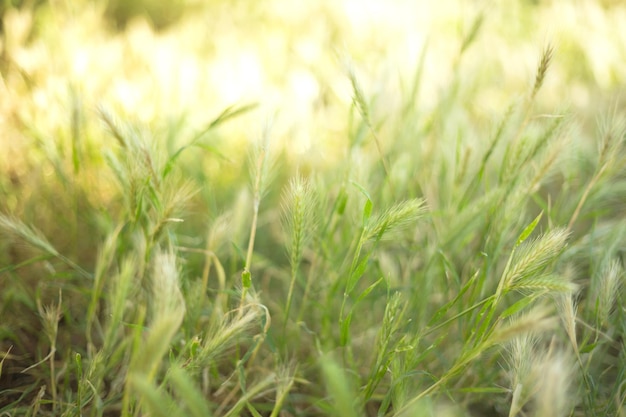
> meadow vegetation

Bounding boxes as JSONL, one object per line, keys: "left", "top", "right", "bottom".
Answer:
{"left": 1, "top": 1, "right": 625, "bottom": 416}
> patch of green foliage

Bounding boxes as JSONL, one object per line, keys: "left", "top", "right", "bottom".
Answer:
{"left": 1, "top": 1, "right": 626, "bottom": 416}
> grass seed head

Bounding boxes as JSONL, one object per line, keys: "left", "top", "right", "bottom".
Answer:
{"left": 531, "top": 44, "right": 554, "bottom": 100}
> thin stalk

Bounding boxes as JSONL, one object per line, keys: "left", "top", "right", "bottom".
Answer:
{"left": 296, "top": 251, "right": 318, "bottom": 324}
{"left": 567, "top": 165, "right": 606, "bottom": 230}
{"left": 240, "top": 143, "right": 267, "bottom": 309}
{"left": 283, "top": 262, "right": 298, "bottom": 335}
{"left": 423, "top": 296, "right": 494, "bottom": 337}
{"left": 338, "top": 228, "right": 367, "bottom": 344}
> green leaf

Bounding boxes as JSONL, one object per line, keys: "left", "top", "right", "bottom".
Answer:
{"left": 428, "top": 268, "right": 479, "bottom": 326}
{"left": 188, "top": 338, "right": 200, "bottom": 357}
{"left": 350, "top": 180, "right": 373, "bottom": 225}
{"left": 194, "top": 143, "right": 233, "bottom": 162}
{"left": 516, "top": 211, "right": 543, "bottom": 247}
{"left": 340, "top": 312, "right": 353, "bottom": 346}
{"left": 346, "top": 253, "right": 371, "bottom": 294}
{"left": 162, "top": 103, "right": 256, "bottom": 178}
{"left": 74, "top": 353, "right": 82, "bottom": 379}
{"left": 355, "top": 277, "right": 384, "bottom": 304}
{"left": 246, "top": 403, "right": 263, "bottom": 417}
{"left": 579, "top": 343, "right": 598, "bottom": 354}
{"left": 238, "top": 360, "right": 247, "bottom": 393}
{"left": 500, "top": 295, "right": 537, "bottom": 319}
{"left": 336, "top": 190, "right": 348, "bottom": 215}
{"left": 362, "top": 199, "right": 373, "bottom": 226}
{"left": 242, "top": 270, "right": 252, "bottom": 288}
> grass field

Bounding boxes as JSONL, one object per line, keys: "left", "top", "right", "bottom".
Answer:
{"left": 1, "top": 1, "right": 626, "bottom": 416}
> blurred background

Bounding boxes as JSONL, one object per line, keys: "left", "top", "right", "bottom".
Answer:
{"left": 1, "top": 0, "right": 625, "bottom": 159}
{"left": 1, "top": 0, "right": 625, "bottom": 240}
